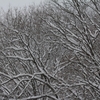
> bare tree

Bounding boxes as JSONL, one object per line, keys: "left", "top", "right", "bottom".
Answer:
{"left": 42, "top": 0, "right": 100, "bottom": 99}
{"left": 0, "top": 0, "right": 100, "bottom": 100}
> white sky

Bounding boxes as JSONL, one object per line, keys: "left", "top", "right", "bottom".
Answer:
{"left": 0, "top": 0, "right": 45, "bottom": 11}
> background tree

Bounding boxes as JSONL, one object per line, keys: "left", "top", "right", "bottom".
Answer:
{"left": 0, "top": 0, "right": 100, "bottom": 100}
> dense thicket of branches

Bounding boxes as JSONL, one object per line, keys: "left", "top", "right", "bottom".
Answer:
{"left": 0, "top": 0, "right": 100, "bottom": 100}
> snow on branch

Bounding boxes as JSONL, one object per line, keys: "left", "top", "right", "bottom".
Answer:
{"left": 6, "top": 56, "right": 33, "bottom": 61}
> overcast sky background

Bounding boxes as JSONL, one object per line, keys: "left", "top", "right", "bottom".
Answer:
{"left": 0, "top": 0, "right": 46, "bottom": 11}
